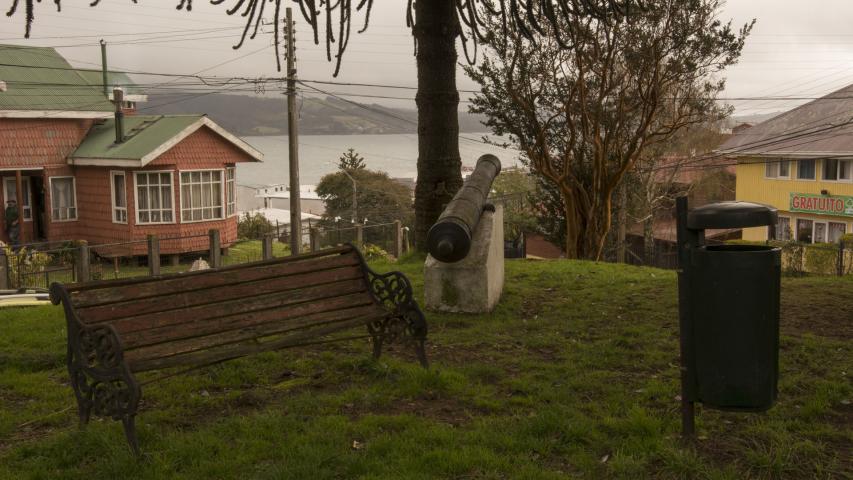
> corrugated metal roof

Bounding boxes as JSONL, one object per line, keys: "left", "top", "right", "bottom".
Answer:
{"left": 0, "top": 45, "right": 116, "bottom": 112}
{"left": 718, "top": 83, "right": 853, "bottom": 157}
{"left": 72, "top": 115, "right": 204, "bottom": 160}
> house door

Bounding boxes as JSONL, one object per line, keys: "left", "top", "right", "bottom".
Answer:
{"left": 30, "top": 176, "right": 46, "bottom": 240}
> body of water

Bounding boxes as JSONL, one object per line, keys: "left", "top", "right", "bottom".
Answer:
{"left": 235, "top": 133, "right": 522, "bottom": 188}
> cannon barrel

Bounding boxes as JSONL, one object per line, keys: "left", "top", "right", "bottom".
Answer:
{"left": 427, "top": 154, "right": 501, "bottom": 262}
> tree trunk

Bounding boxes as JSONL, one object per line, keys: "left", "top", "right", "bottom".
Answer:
{"left": 413, "top": 1, "right": 463, "bottom": 249}
{"left": 643, "top": 215, "right": 655, "bottom": 265}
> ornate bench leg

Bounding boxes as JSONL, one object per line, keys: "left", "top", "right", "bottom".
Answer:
{"left": 122, "top": 415, "right": 141, "bottom": 457}
{"left": 370, "top": 329, "right": 384, "bottom": 361}
{"left": 70, "top": 369, "right": 94, "bottom": 428}
{"left": 404, "top": 306, "right": 429, "bottom": 369}
{"left": 67, "top": 323, "right": 143, "bottom": 455}
{"left": 414, "top": 336, "right": 428, "bottom": 369}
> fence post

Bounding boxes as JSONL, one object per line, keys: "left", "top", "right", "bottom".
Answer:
{"left": 262, "top": 234, "right": 274, "bottom": 260}
{"left": 209, "top": 229, "right": 222, "bottom": 268}
{"left": 310, "top": 227, "right": 320, "bottom": 252}
{"left": 147, "top": 235, "right": 160, "bottom": 277}
{"left": 839, "top": 240, "right": 845, "bottom": 277}
{"left": 355, "top": 224, "right": 364, "bottom": 249}
{"left": 76, "top": 240, "right": 91, "bottom": 283}
{"left": 0, "top": 249, "right": 8, "bottom": 290}
{"left": 393, "top": 220, "right": 403, "bottom": 258}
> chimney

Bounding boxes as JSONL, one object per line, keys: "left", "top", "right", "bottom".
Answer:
{"left": 100, "top": 39, "right": 108, "bottom": 98}
{"left": 113, "top": 87, "right": 125, "bottom": 144}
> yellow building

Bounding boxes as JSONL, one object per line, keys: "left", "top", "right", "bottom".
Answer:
{"left": 719, "top": 88, "right": 853, "bottom": 243}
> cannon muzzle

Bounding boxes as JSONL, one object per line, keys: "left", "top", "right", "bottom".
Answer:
{"left": 427, "top": 154, "right": 501, "bottom": 262}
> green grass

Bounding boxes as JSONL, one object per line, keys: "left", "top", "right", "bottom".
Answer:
{"left": 0, "top": 253, "right": 850, "bottom": 479}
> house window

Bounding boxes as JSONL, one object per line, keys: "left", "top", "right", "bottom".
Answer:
{"left": 765, "top": 160, "right": 790, "bottom": 178}
{"left": 797, "top": 159, "right": 816, "bottom": 180}
{"left": 180, "top": 170, "right": 223, "bottom": 222}
{"left": 110, "top": 171, "right": 127, "bottom": 224}
{"left": 3, "top": 177, "right": 32, "bottom": 221}
{"left": 774, "top": 216, "right": 791, "bottom": 241}
{"left": 226, "top": 167, "right": 236, "bottom": 216}
{"left": 814, "top": 222, "right": 827, "bottom": 243}
{"left": 829, "top": 222, "right": 847, "bottom": 243}
{"left": 135, "top": 172, "right": 174, "bottom": 224}
{"left": 50, "top": 177, "right": 77, "bottom": 221}
{"left": 823, "top": 159, "right": 838, "bottom": 181}
{"left": 796, "top": 219, "right": 813, "bottom": 243}
{"left": 840, "top": 160, "right": 852, "bottom": 181}
{"left": 824, "top": 159, "right": 852, "bottom": 182}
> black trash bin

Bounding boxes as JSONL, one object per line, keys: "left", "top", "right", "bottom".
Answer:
{"left": 676, "top": 199, "right": 781, "bottom": 434}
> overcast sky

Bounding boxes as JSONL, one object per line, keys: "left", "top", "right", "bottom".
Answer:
{"left": 3, "top": 1, "right": 853, "bottom": 116}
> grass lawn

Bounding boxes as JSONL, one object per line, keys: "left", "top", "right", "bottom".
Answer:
{"left": 0, "top": 254, "right": 850, "bottom": 479}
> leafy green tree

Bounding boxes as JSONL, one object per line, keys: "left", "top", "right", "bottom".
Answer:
{"left": 316, "top": 167, "right": 413, "bottom": 229}
{"left": 467, "top": 2, "right": 752, "bottom": 259}
{"left": 490, "top": 168, "right": 538, "bottom": 241}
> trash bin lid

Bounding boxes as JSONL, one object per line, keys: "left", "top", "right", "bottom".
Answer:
{"left": 687, "top": 201, "right": 778, "bottom": 230}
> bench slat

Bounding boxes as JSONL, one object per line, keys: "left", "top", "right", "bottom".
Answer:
{"left": 109, "top": 278, "right": 369, "bottom": 336}
{"left": 75, "top": 265, "right": 365, "bottom": 324}
{"left": 121, "top": 290, "right": 375, "bottom": 352}
{"left": 124, "top": 301, "right": 385, "bottom": 368}
{"left": 128, "top": 306, "right": 386, "bottom": 372}
{"left": 68, "top": 250, "right": 360, "bottom": 309}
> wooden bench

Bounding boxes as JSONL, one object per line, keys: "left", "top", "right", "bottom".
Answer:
{"left": 49, "top": 245, "right": 428, "bottom": 455}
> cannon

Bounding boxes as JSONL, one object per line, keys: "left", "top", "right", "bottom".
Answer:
{"left": 427, "top": 154, "right": 502, "bottom": 262}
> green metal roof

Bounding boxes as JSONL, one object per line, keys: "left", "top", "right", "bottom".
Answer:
{"left": 0, "top": 45, "right": 135, "bottom": 112}
{"left": 72, "top": 115, "right": 205, "bottom": 160}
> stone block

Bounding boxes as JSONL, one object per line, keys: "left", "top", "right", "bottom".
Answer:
{"left": 424, "top": 204, "right": 504, "bottom": 313}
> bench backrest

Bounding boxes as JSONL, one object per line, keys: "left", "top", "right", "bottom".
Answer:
{"left": 52, "top": 246, "right": 385, "bottom": 373}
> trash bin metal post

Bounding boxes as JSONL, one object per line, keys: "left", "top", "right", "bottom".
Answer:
{"left": 676, "top": 196, "right": 700, "bottom": 437}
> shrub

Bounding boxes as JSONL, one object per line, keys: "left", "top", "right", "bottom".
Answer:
{"left": 237, "top": 212, "right": 273, "bottom": 240}
{"left": 361, "top": 243, "right": 391, "bottom": 261}
{"left": 804, "top": 244, "right": 838, "bottom": 275}
{"left": 2, "top": 246, "right": 54, "bottom": 288}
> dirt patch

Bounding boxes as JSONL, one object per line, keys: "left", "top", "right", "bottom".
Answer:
{"left": 781, "top": 282, "right": 853, "bottom": 340}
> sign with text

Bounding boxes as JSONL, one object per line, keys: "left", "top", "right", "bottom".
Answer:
{"left": 790, "top": 193, "right": 853, "bottom": 217}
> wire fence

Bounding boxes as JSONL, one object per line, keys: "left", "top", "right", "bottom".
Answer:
{"left": 618, "top": 235, "right": 852, "bottom": 276}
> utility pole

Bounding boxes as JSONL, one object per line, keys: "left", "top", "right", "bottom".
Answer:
{"left": 285, "top": 7, "right": 302, "bottom": 255}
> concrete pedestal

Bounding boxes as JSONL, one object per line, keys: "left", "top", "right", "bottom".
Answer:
{"left": 424, "top": 204, "right": 504, "bottom": 313}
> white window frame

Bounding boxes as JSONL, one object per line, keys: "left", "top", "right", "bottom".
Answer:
{"left": 3, "top": 176, "right": 33, "bottom": 222}
{"left": 796, "top": 159, "right": 816, "bottom": 181}
{"left": 49, "top": 176, "right": 78, "bottom": 222}
{"left": 134, "top": 170, "right": 175, "bottom": 225}
{"left": 764, "top": 159, "right": 790, "bottom": 179}
{"left": 773, "top": 216, "right": 792, "bottom": 241}
{"left": 226, "top": 167, "right": 237, "bottom": 217}
{"left": 179, "top": 169, "right": 225, "bottom": 224}
{"left": 821, "top": 158, "right": 853, "bottom": 183}
{"left": 110, "top": 170, "right": 128, "bottom": 224}
{"left": 828, "top": 221, "right": 847, "bottom": 243}
{"left": 813, "top": 220, "right": 828, "bottom": 244}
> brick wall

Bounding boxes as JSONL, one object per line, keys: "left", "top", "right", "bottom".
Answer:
{"left": 0, "top": 118, "right": 95, "bottom": 167}
{"left": 0, "top": 118, "right": 96, "bottom": 243}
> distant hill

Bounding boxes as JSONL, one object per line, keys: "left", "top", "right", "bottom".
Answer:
{"left": 141, "top": 93, "right": 489, "bottom": 136}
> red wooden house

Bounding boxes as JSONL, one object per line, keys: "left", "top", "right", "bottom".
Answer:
{"left": 0, "top": 45, "right": 262, "bottom": 254}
